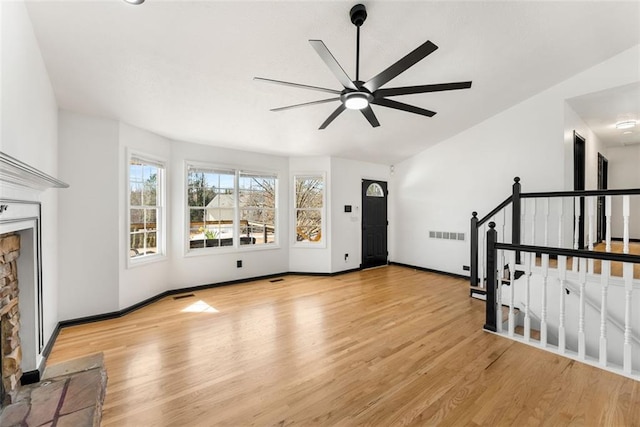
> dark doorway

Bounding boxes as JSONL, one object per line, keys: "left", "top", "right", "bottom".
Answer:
{"left": 573, "top": 131, "right": 586, "bottom": 249}
{"left": 361, "top": 180, "right": 388, "bottom": 269}
{"left": 597, "top": 153, "right": 609, "bottom": 242}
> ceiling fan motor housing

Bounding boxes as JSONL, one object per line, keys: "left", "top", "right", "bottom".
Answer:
{"left": 350, "top": 4, "right": 367, "bottom": 27}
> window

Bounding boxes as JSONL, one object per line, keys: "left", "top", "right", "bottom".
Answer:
{"left": 188, "top": 167, "right": 235, "bottom": 248}
{"left": 294, "top": 175, "right": 324, "bottom": 243}
{"left": 239, "top": 172, "right": 276, "bottom": 245}
{"left": 366, "top": 183, "right": 385, "bottom": 197}
{"left": 129, "top": 155, "right": 165, "bottom": 261}
{"left": 186, "top": 164, "right": 278, "bottom": 250}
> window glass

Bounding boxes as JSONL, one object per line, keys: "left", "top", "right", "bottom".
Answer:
{"left": 129, "top": 157, "right": 164, "bottom": 260}
{"left": 366, "top": 183, "right": 385, "bottom": 197}
{"left": 188, "top": 168, "right": 235, "bottom": 248}
{"left": 187, "top": 166, "right": 278, "bottom": 250}
{"left": 239, "top": 172, "right": 277, "bottom": 245}
{"left": 295, "top": 175, "right": 323, "bottom": 243}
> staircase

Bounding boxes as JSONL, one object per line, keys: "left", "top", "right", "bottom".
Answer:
{"left": 472, "top": 178, "right": 640, "bottom": 380}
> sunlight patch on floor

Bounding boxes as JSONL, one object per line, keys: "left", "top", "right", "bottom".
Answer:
{"left": 181, "top": 300, "right": 219, "bottom": 313}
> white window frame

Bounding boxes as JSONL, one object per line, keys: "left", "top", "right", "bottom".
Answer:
{"left": 184, "top": 161, "right": 280, "bottom": 256}
{"left": 239, "top": 170, "right": 279, "bottom": 247}
{"left": 293, "top": 173, "right": 326, "bottom": 248}
{"left": 126, "top": 150, "right": 167, "bottom": 268}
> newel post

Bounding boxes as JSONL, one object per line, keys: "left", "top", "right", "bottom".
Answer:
{"left": 484, "top": 222, "right": 498, "bottom": 332}
{"left": 470, "top": 211, "right": 478, "bottom": 288}
{"left": 512, "top": 177, "right": 521, "bottom": 264}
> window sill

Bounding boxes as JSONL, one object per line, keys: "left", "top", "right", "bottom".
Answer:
{"left": 184, "top": 243, "right": 281, "bottom": 258}
{"left": 127, "top": 253, "right": 167, "bottom": 269}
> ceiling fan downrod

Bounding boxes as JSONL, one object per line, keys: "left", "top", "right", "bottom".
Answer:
{"left": 350, "top": 4, "right": 367, "bottom": 83}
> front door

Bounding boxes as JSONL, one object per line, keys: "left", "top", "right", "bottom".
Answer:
{"left": 362, "top": 180, "right": 388, "bottom": 269}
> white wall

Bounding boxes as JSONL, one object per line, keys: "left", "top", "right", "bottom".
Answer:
{"left": 289, "top": 156, "right": 332, "bottom": 273}
{"left": 392, "top": 45, "right": 640, "bottom": 275}
{"left": 1, "top": 0, "right": 60, "bottom": 356}
{"left": 168, "top": 139, "right": 289, "bottom": 290}
{"left": 118, "top": 122, "right": 172, "bottom": 309}
{"left": 58, "top": 111, "right": 120, "bottom": 319}
{"left": 58, "top": 112, "right": 292, "bottom": 316}
{"left": 608, "top": 144, "right": 640, "bottom": 239}
{"left": 330, "top": 157, "right": 390, "bottom": 273}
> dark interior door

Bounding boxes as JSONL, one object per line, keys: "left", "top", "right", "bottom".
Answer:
{"left": 362, "top": 180, "right": 388, "bottom": 269}
{"left": 597, "top": 153, "right": 608, "bottom": 242}
{"left": 574, "top": 131, "right": 586, "bottom": 249}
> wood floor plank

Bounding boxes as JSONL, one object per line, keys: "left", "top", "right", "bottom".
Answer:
{"left": 47, "top": 266, "right": 639, "bottom": 426}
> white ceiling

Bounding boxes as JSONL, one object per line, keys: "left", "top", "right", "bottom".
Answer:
{"left": 25, "top": 1, "right": 640, "bottom": 165}
{"left": 567, "top": 82, "right": 640, "bottom": 148}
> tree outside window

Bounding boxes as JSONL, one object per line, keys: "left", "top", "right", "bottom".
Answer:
{"left": 129, "top": 156, "right": 164, "bottom": 260}
{"left": 295, "top": 175, "right": 323, "bottom": 243}
{"left": 239, "top": 172, "right": 276, "bottom": 245}
{"left": 187, "top": 168, "right": 235, "bottom": 248}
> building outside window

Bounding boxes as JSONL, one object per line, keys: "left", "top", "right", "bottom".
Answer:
{"left": 187, "top": 167, "right": 235, "bottom": 248}
{"left": 187, "top": 164, "right": 278, "bottom": 250}
{"left": 129, "top": 155, "right": 165, "bottom": 261}
{"left": 294, "top": 175, "right": 324, "bottom": 244}
{"left": 239, "top": 172, "right": 277, "bottom": 245}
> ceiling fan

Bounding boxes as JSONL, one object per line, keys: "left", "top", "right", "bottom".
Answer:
{"left": 254, "top": 4, "right": 472, "bottom": 130}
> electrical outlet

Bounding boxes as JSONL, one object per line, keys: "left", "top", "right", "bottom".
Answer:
{"left": 237, "top": 260, "right": 242, "bottom": 268}
{"left": 345, "top": 253, "right": 349, "bottom": 262}
{"left": 463, "top": 265, "right": 470, "bottom": 271}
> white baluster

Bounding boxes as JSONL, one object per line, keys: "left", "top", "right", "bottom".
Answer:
{"left": 578, "top": 257, "right": 587, "bottom": 360}
{"left": 573, "top": 197, "right": 580, "bottom": 272}
{"left": 496, "top": 248, "right": 503, "bottom": 334}
{"left": 558, "top": 198, "right": 564, "bottom": 247}
{"left": 530, "top": 199, "right": 536, "bottom": 245}
{"left": 502, "top": 209, "right": 506, "bottom": 249}
{"left": 508, "top": 251, "right": 516, "bottom": 337}
{"left": 605, "top": 195, "right": 612, "bottom": 253}
{"left": 540, "top": 253, "right": 548, "bottom": 346}
{"left": 623, "top": 262, "right": 633, "bottom": 374}
{"left": 599, "top": 260, "right": 610, "bottom": 366}
{"left": 623, "top": 195, "right": 630, "bottom": 254}
{"left": 543, "top": 198, "right": 549, "bottom": 246}
{"left": 588, "top": 196, "right": 595, "bottom": 274}
{"left": 524, "top": 252, "right": 532, "bottom": 342}
{"left": 558, "top": 255, "right": 567, "bottom": 354}
{"left": 479, "top": 223, "right": 486, "bottom": 288}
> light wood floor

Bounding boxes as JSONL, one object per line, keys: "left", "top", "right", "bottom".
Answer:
{"left": 48, "top": 266, "right": 639, "bottom": 426}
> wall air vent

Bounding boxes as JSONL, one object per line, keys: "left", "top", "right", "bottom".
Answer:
{"left": 429, "top": 231, "right": 465, "bottom": 241}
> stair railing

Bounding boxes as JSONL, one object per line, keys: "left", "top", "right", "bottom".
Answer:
{"left": 477, "top": 178, "right": 640, "bottom": 379}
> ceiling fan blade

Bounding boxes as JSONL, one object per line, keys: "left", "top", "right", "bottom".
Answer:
{"left": 373, "top": 98, "right": 436, "bottom": 117}
{"left": 361, "top": 106, "right": 380, "bottom": 128}
{"left": 309, "top": 40, "right": 358, "bottom": 90}
{"left": 319, "top": 104, "right": 347, "bottom": 130}
{"left": 270, "top": 98, "right": 340, "bottom": 112}
{"left": 376, "top": 81, "right": 473, "bottom": 97}
{"left": 254, "top": 77, "right": 342, "bottom": 95}
{"left": 363, "top": 40, "right": 438, "bottom": 93}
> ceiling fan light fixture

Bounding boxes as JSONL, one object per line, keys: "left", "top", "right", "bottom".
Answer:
{"left": 123, "top": 0, "right": 145, "bottom": 5}
{"left": 343, "top": 91, "right": 372, "bottom": 110}
{"left": 616, "top": 120, "right": 636, "bottom": 130}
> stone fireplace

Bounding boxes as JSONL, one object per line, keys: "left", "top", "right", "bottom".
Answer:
{"left": 0, "top": 151, "right": 69, "bottom": 407}
{"left": 0, "top": 232, "right": 23, "bottom": 404}
{"left": 0, "top": 204, "right": 43, "bottom": 406}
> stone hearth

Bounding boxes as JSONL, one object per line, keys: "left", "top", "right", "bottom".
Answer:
{"left": 0, "top": 353, "right": 107, "bottom": 427}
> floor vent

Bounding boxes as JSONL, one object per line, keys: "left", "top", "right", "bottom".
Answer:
{"left": 173, "top": 293, "right": 196, "bottom": 300}
{"left": 269, "top": 278, "right": 284, "bottom": 283}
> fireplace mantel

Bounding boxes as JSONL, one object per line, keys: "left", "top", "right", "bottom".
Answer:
{"left": 0, "top": 151, "right": 68, "bottom": 191}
